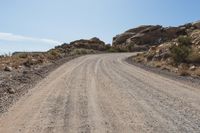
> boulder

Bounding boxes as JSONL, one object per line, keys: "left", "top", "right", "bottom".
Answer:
{"left": 69, "top": 37, "right": 106, "bottom": 51}
{"left": 190, "top": 30, "right": 200, "bottom": 45}
{"left": 113, "top": 32, "right": 135, "bottom": 46}
{"left": 149, "top": 46, "right": 157, "bottom": 52}
{"left": 112, "top": 25, "right": 184, "bottom": 51}
{"left": 7, "top": 88, "right": 15, "bottom": 94}
{"left": 4, "top": 66, "right": 13, "bottom": 72}
{"left": 189, "top": 65, "right": 196, "bottom": 71}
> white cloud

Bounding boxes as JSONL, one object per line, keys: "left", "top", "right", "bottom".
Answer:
{"left": 0, "top": 32, "right": 62, "bottom": 45}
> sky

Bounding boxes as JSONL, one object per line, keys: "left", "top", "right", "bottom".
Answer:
{"left": 0, "top": 0, "right": 200, "bottom": 54}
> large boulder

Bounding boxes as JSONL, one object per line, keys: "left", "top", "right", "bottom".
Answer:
{"left": 4, "top": 66, "right": 13, "bottom": 72}
{"left": 112, "top": 32, "right": 136, "bottom": 46}
{"left": 112, "top": 24, "right": 189, "bottom": 51}
{"left": 69, "top": 37, "right": 106, "bottom": 51}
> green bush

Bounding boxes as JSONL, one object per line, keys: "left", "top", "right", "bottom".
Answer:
{"left": 170, "top": 44, "right": 190, "bottom": 63}
{"left": 178, "top": 36, "right": 191, "bottom": 46}
{"left": 170, "top": 36, "right": 192, "bottom": 63}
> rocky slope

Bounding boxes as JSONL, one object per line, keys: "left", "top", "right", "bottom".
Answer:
{"left": 0, "top": 37, "right": 109, "bottom": 113}
{"left": 129, "top": 21, "right": 200, "bottom": 77}
{"left": 112, "top": 21, "right": 200, "bottom": 52}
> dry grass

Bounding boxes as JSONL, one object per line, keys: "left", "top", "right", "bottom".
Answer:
{"left": 0, "top": 53, "right": 50, "bottom": 70}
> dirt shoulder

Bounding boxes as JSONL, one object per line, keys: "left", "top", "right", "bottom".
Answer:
{"left": 0, "top": 55, "right": 80, "bottom": 114}
{"left": 126, "top": 56, "right": 200, "bottom": 88}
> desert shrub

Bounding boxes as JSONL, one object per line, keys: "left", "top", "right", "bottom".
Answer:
{"left": 114, "top": 46, "right": 129, "bottom": 52}
{"left": 127, "top": 44, "right": 135, "bottom": 52}
{"left": 170, "top": 45, "right": 190, "bottom": 63}
{"left": 47, "top": 50, "right": 61, "bottom": 60}
{"left": 105, "top": 44, "right": 111, "bottom": 50}
{"left": 70, "top": 48, "right": 96, "bottom": 55}
{"left": 170, "top": 36, "right": 192, "bottom": 63}
{"left": 178, "top": 36, "right": 191, "bottom": 46}
{"left": 18, "top": 53, "right": 29, "bottom": 58}
{"left": 49, "top": 50, "right": 59, "bottom": 57}
{"left": 107, "top": 47, "right": 118, "bottom": 52}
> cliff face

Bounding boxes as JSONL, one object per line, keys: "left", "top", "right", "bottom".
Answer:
{"left": 112, "top": 22, "right": 200, "bottom": 51}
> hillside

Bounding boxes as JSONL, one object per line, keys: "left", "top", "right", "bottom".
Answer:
{"left": 0, "top": 37, "right": 109, "bottom": 113}
{"left": 120, "top": 21, "right": 200, "bottom": 77}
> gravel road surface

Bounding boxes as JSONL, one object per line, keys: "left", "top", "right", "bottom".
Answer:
{"left": 1, "top": 53, "right": 200, "bottom": 133}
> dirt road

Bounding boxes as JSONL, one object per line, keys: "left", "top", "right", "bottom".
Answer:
{"left": 1, "top": 53, "right": 200, "bottom": 133}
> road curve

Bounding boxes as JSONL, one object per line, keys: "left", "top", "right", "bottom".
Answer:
{"left": 1, "top": 53, "right": 200, "bottom": 133}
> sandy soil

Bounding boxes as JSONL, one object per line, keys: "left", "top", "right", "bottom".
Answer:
{"left": 1, "top": 53, "right": 200, "bottom": 133}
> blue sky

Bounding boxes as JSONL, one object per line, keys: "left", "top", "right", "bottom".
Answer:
{"left": 0, "top": 0, "right": 200, "bottom": 54}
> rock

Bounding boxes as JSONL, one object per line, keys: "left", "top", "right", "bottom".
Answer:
{"left": 156, "top": 49, "right": 161, "bottom": 54}
{"left": 23, "top": 70, "right": 29, "bottom": 74}
{"left": 174, "top": 68, "right": 179, "bottom": 73}
{"left": 18, "top": 65, "right": 25, "bottom": 70}
{"left": 190, "top": 30, "right": 200, "bottom": 45}
{"left": 180, "top": 27, "right": 186, "bottom": 30}
{"left": 189, "top": 65, "right": 196, "bottom": 71}
{"left": 192, "top": 21, "right": 200, "bottom": 29}
{"left": 90, "top": 37, "right": 102, "bottom": 42}
{"left": 112, "top": 24, "right": 185, "bottom": 51}
{"left": 4, "top": 66, "right": 13, "bottom": 72}
{"left": 149, "top": 46, "right": 157, "bottom": 52}
{"left": 113, "top": 32, "right": 135, "bottom": 46}
{"left": 7, "top": 88, "right": 15, "bottom": 94}
{"left": 70, "top": 37, "right": 106, "bottom": 51}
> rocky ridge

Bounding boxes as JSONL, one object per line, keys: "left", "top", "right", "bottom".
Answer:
{"left": 130, "top": 21, "right": 200, "bottom": 77}
{"left": 112, "top": 22, "right": 200, "bottom": 51}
